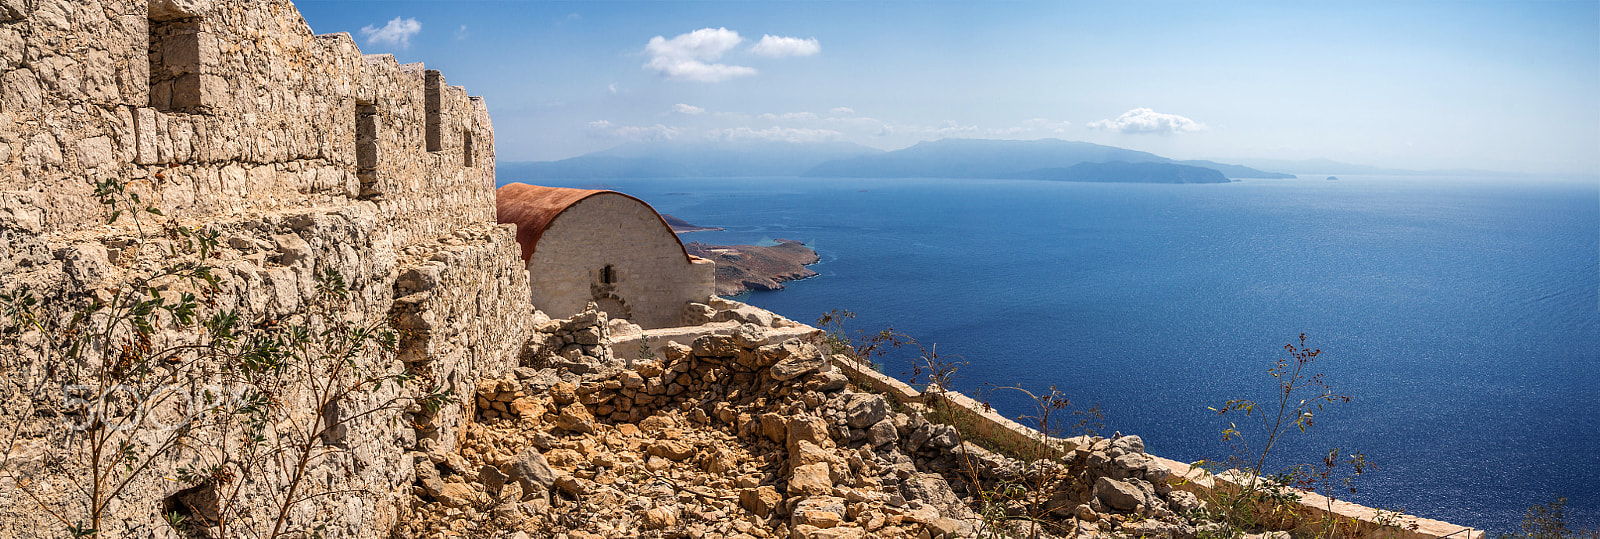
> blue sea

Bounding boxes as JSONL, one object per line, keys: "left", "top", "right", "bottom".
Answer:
{"left": 500, "top": 174, "right": 1600, "bottom": 532}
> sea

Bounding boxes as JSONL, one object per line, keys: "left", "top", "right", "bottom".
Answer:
{"left": 497, "top": 173, "right": 1600, "bottom": 533}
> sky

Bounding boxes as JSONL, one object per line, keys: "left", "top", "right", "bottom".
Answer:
{"left": 295, "top": 1, "right": 1600, "bottom": 175}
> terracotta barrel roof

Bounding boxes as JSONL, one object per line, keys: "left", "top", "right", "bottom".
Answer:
{"left": 495, "top": 183, "right": 692, "bottom": 263}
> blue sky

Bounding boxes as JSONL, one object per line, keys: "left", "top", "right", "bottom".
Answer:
{"left": 296, "top": 1, "right": 1599, "bottom": 174}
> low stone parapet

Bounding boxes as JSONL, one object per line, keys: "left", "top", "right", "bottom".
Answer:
{"left": 825, "top": 354, "right": 1485, "bottom": 539}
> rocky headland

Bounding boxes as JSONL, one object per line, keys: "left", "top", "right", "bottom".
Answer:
{"left": 685, "top": 240, "right": 821, "bottom": 296}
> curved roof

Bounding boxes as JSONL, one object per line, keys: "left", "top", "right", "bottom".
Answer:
{"left": 495, "top": 183, "right": 692, "bottom": 263}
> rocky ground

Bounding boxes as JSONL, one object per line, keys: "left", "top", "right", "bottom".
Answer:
{"left": 392, "top": 306, "right": 1224, "bottom": 539}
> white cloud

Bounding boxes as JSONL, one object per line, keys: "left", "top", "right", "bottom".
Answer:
{"left": 925, "top": 121, "right": 981, "bottom": 138}
{"left": 644, "top": 28, "right": 757, "bottom": 82}
{"left": 607, "top": 83, "right": 618, "bottom": 94}
{"left": 1021, "top": 118, "right": 1071, "bottom": 133}
{"left": 709, "top": 126, "right": 842, "bottom": 143}
{"left": 587, "top": 120, "right": 681, "bottom": 142}
{"left": 758, "top": 111, "right": 819, "bottom": 122}
{"left": 1088, "top": 108, "right": 1205, "bottom": 135}
{"left": 829, "top": 107, "right": 855, "bottom": 115}
{"left": 454, "top": 25, "right": 468, "bottom": 40}
{"left": 750, "top": 35, "right": 821, "bottom": 57}
{"left": 672, "top": 103, "right": 706, "bottom": 115}
{"left": 360, "top": 17, "right": 421, "bottom": 49}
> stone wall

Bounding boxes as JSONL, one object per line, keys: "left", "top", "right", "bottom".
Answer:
{"left": 830, "top": 357, "right": 1487, "bottom": 539}
{"left": 0, "top": 0, "right": 525, "bottom": 537}
{"left": 525, "top": 192, "right": 715, "bottom": 329}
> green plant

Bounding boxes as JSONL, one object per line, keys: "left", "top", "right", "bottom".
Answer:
{"left": 816, "top": 309, "right": 905, "bottom": 373}
{"left": 1193, "top": 334, "right": 1357, "bottom": 536}
{"left": 1371, "top": 507, "right": 1419, "bottom": 538}
{"left": 0, "top": 176, "right": 442, "bottom": 538}
{"left": 637, "top": 337, "right": 657, "bottom": 362}
{"left": 1292, "top": 448, "right": 1375, "bottom": 539}
{"left": 1494, "top": 498, "right": 1600, "bottom": 539}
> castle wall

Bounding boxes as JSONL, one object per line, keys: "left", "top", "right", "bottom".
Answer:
{"left": 526, "top": 192, "right": 715, "bottom": 329}
{"left": 0, "top": 0, "right": 525, "bottom": 536}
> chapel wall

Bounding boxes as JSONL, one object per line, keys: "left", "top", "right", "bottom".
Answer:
{"left": 526, "top": 193, "right": 715, "bottom": 329}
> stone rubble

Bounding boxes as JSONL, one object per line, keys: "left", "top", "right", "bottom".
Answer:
{"left": 394, "top": 304, "right": 1224, "bottom": 539}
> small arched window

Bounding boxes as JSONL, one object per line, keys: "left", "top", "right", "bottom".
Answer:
{"left": 599, "top": 265, "right": 616, "bottom": 285}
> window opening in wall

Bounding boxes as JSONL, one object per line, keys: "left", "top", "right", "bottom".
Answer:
{"left": 600, "top": 265, "right": 616, "bottom": 285}
{"left": 425, "top": 70, "right": 443, "bottom": 152}
{"left": 148, "top": 9, "right": 208, "bottom": 111}
{"left": 356, "top": 101, "right": 379, "bottom": 196}
{"left": 462, "top": 129, "right": 474, "bottom": 167}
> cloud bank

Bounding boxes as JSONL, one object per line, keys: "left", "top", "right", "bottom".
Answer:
{"left": 587, "top": 120, "right": 681, "bottom": 142}
{"left": 360, "top": 17, "right": 421, "bottom": 49}
{"left": 643, "top": 28, "right": 757, "bottom": 82}
{"left": 708, "top": 126, "right": 842, "bottom": 143}
{"left": 1088, "top": 108, "right": 1205, "bottom": 135}
{"left": 672, "top": 104, "right": 706, "bottom": 115}
{"left": 750, "top": 35, "right": 820, "bottom": 57}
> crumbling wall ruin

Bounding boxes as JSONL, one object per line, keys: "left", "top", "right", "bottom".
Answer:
{"left": 0, "top": 0, "right": 524, "bottom": 536}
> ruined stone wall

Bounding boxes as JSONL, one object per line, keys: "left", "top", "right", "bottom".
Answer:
{"left": 526, "top": 192, "right": 715, "bottom": 329}
{"left": 0, "top": 0, "right": 526, "bottom": 537}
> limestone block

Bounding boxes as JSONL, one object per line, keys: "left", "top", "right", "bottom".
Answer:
{"left": 75, "top": 136, "right": 113, "bottom": 169}
{"left": 31, "top": 0, "right": 70, "bottom": 30}
{"left": 0, "top": 27, "right": 22, "bottom": 70}
{"left": 81, "top": 48, "right": 117, "bottom": 102}
{"left": 0, "top": 0, "right": 23, "bottom": 21}
{"left": 2, "top": 68, "right": 41, "bottom": 112}
{"left": 33, "top": 54, "right": 82, "bottom": 99}
{"left": 20, "top": 132, "right": 60, "bottom": 171}
{"left": 134, "top": 107, "right": 157, "bottom": 164}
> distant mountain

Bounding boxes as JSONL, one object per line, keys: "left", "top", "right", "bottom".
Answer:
{"left": 803, "top": 138, "right": 1164, "bottom": 178}
{"left": 1223, "top": 158, "right": 1422, "bottom": 176}
{"left": 802, "top": 138, "right": 1293, "bottom": 179}
{"left": 1006, "top": 161, "right": 1230, "bottom": 184}
{"left": 499, "top": 140, "right": 882, "bottom": 180}
{"left": 1172, "top": 159, "right": 1295, "bottom": 179}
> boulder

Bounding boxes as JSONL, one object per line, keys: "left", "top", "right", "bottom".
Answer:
{"left": 648, "top": 439, "right": 696, "bottom": 461}
{"left": 792, "top": 496, "right": 846, "bottom": 528}
{"left": 692, "top": 334, "right": 741, "bottom": 358}
{"left": 731, "top": 323, "right": 769, "bottom": 348}
{"left": 772, "top": 350, "right": 827, "bottom": 381}
{"left": 843, "top": 393, "right": 888, "bottom": 429}
{"left": 1093, "top": 476, "right": 1146, "bottom": 512}
{"left": 866, "top": 418, "right": 899, "bottom": 448}
{"left": 1167, "top": 489, "right": 1204, "bottom": 513}
{"left": 738, "top": 485, "right": 783, "bottom": 518}
{"left": 788, "top": 463, "right": 834, "bottom": 496}
{"left": 510, "top": 449, "right": 557, "bottom": 499}
{"left": 556, "top": 404, "right": 595, "bottom": 434}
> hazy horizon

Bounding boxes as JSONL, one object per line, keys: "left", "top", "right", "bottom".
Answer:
{"left": 297, "top": 1, "right": 1599, "bottom": 176}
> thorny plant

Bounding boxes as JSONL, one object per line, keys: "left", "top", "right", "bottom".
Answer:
{"left": 1290, "top": 448, "right": 1381, "bottom": 539}
{"left": 0, "top": 175, "right": 448, "bottom": 538}
{"left": 966, "top": 382, "right": 1111, "bottom": 539}
{"left": 816, "top": 309, "right": 907, "bottom": 375}
{"left": 1191, "top": 334, "right": 1364, "bottom": 537}
{"left": 1495, "top": 498, "right": 1600, "bottom": 539}
{"left": 900, "top": 337, "right": 1105, "bottom": 539}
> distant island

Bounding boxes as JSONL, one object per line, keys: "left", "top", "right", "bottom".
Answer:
{"left": 684, "top": 240, "right": 820, "bottom": 296}
{"left": 801, "top": 138, "right": 1295, "bottom": 180}
{"left": 497, "top": 138, "right": 1298, "bottom": 185}
{"left": 662, "top": 214, "right": 724, "bottom": 233}
{"left": 1006, "top": 161, "right": 1230, "bottom": 184}
{"left": 499, "top": 140, "right": 880, "bottom": 180}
